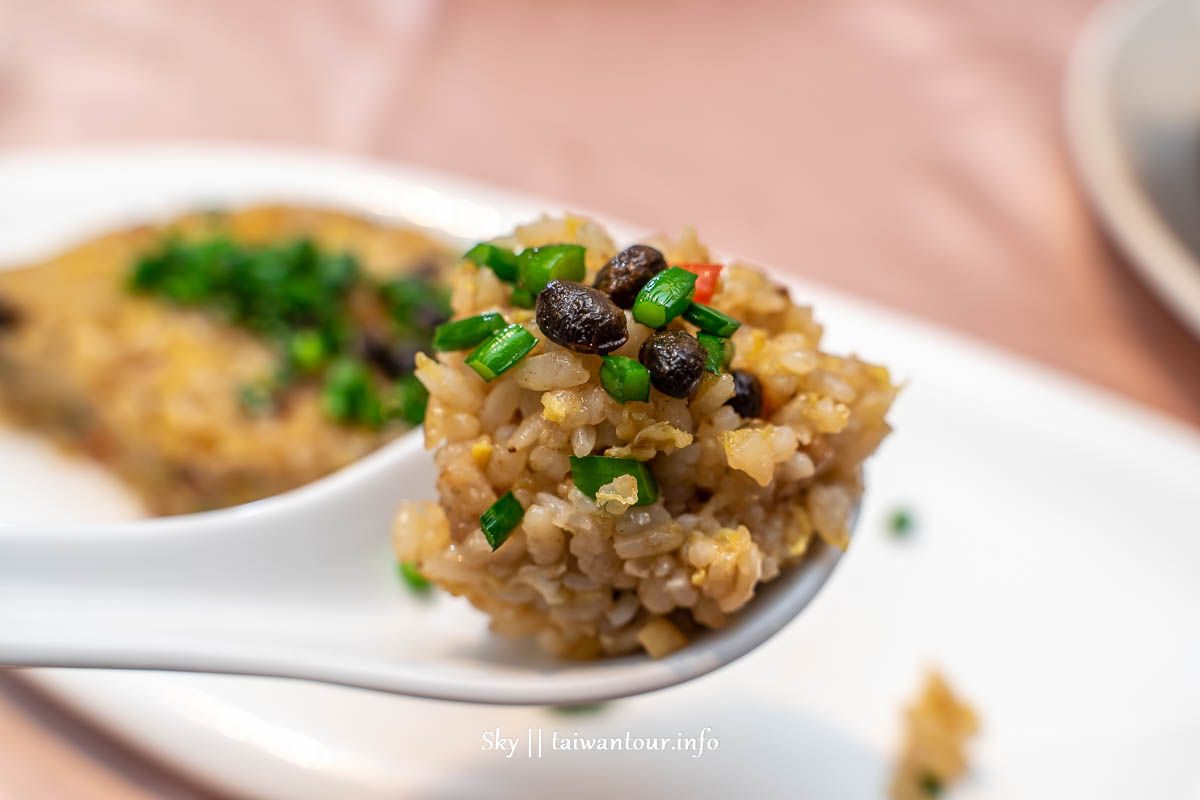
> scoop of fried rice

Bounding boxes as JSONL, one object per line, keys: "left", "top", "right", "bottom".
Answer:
{"left": 394, "top": 216, "right": 896, "bottom": 658}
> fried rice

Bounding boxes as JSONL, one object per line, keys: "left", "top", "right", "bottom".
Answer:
{"left": 0, "top": 205, "right": 454, "bottom": 514}
{"left": 394, "top": 215, "right": 897, "bottom": 658}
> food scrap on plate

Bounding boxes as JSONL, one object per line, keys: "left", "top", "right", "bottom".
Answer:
{"left": 891, "top": 671, "right": 980, "bottom": 799}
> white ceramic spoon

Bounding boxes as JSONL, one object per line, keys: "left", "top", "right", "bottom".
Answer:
{"left": 0, "top": 431, "right": 846, "bottom": 705}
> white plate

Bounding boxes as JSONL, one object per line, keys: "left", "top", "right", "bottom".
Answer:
{"left": 1065, "top": 0, "right": 1200, "bottom": 338}
{"left": 1, "top": 145, "right": 1198, "bottom": 799}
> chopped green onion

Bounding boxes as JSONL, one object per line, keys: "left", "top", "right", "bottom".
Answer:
{"left": 464, "top": 323, "right": 538, "bottom": 381}
{"left": 398, "top": 374, "right": 429, "bottom": 425}
{"left": 398, "top": 560, "right": 432, "bottom": 593}
{"left": 317, "top": 252, "right": 360, "bottom": 291}
{"left": 287, "top": 328, "right": 329, "bottom": 372}
{"left": 510, "top": 287, "right": 536, "bottom": 308}
{"left": 696, "top": 332, "right": 733, "bottom": 375}
{"left": 600, "top": 355, "right": 651, "bottom": 403}
{"left": 480, "top": 491, "right": 524, "bottom": 549}
{"left": 632, "top": 266, "right": 697, "bottom": 328}
{"left": 379, "top": 277, "right": 451, "bottom": 330}
{"left": 917, "top": 772, "right": 943, "bottom": 797}
{"left": 383, "top": 373, "right": 429, "bottom": 425}
{"left": 129, "top": 252, "right": 167, "bottom": 291}
{"left": 888, "top": 507, "right": 915, "bottom": 538}
{"left": 682, "top": 302, "right": 741, "bottom": 337}
{"left": 569, "top": 455, "right": 659, "bottom": 507}
{"left": 127, "top": 234, "right": 447, "bottom": 428}
{"left": 321, "top": 358, "right": 382, "bottom": 427}
{"left": 518, "top": 244, "right": 586, "bottom": 294}
{"left": 464, "top": 242, "right": 520, "bottom": 282}
{"left": 433, "top": 312, "right": 506, "bottom": 351}
{"left": 321, "top": 358, "right": 370, "bottom": 422}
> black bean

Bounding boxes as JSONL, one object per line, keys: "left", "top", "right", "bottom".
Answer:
{"left": 535, "top": 280, "right": 629, "bottom": 354}
{"left": 639, "top": 330, "right": 706, "bottom": 398}
{"left": 360, "top": 333, "right": 418, "bottom": 379}
{"left": 725, "top": 369, "right": 763, "bottom": 418}
{"left": 0, "top": 296, "right": 19, "bottom": 332}
{"left": 593, "top": 245, "right": 667, "bottom": 309}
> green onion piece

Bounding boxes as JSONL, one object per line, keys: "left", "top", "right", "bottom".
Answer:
{"left": 682, "top": 302, "right": 741, "bottom": 337}
{"left": 568, "top": 455, "right": 659, "bottom": 507}
{"left": 464, "top": 323, "right": 538, "bottom": 381}
{"left": 382, "top": 373, "right": 429, "bottom": 425}
{"left": 379, "top": 277, "right": 451, "bottom": 330}
{"left": 433, "top": 312, "right": 506, "bottom": 351}
{"left": 317, "top": 252, "right": 360, "bottom": 291}
{"left": 129, "top": 251, "right": 167, "bottom": 291}
{"left": 464, "top": 243, "right": 519, "bottom": 282}
{"left": 398, "top": 374, "right": 429, "bottom": 425}
{"left": 321, "top": 358, "right": 382, "bottom": 428}
{"left": 917, "top": 772, "right": 943, "bottom": 797}
{"left": 696, "top": 332, "right": 733, "bottom": 375}
{"left": 360, "top": 394, "right": 383, "bottom": 428}
{"left": 124, "top": 233, "right": 450, "bottom": 429}
{"left": 600, "top": 355, "right": 651, "bottom": 403}
{"left": 888, "top": 507, "right": 915, "bottom": 538}
{"left": 287, "top": 328, "right": 329, "bottom": 372}
{"left": 632, "top": 266, "right": 697, "bottom": 328}
{"left": 517, "top": 244, "right": 586, "bottom": 294}
{"left": 398, "top": 560, "right": 432, "bottom": 593}
{"left": 480, "top": 491, "right": 524, "bottom": 550}
{"left": 510, "top": 287, "right": 536, "bottom": 309}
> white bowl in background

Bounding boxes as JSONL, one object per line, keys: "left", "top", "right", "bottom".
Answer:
{"left": 1065, "top": 0, "right": 1200, "bottom": 338}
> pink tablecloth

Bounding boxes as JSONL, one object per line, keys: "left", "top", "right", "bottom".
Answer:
{"left": 2, "top": 0, "right": 1197, "bottom": 425}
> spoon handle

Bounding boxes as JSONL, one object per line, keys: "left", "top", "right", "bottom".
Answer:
{"left": 0, "top": 433, "right": 432, "bottom": 671}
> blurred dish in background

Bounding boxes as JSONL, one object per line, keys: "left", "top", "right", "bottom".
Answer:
{"left": 1066, "top": 0, "right": 1200, "bottom": 339}
{"left": 0, "top": 205, "right": 455, "bottom": 514}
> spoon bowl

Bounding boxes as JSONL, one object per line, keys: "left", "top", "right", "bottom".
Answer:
{"left": 0, "top": 431, "right": 847, "bottom": 705}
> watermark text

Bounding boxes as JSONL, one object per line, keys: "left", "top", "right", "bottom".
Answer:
{"left": 481, "top": 727, "right": 719, "bottom": 759}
